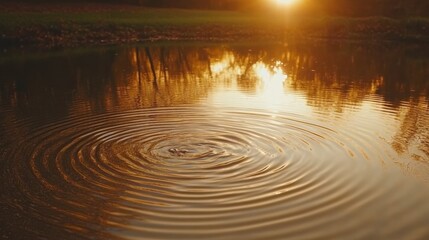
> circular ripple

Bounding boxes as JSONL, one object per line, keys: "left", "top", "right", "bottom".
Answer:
{"left": 2, "top": 106, "right": 429, "bottom": 239}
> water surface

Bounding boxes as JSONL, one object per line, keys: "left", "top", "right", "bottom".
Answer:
{"left": 1, "top": 42, "right": 429, "bottom": 239}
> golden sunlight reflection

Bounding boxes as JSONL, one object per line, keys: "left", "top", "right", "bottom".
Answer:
{"left": 206, "top": 53, "right": 310, "bottom": 114}
{"left": 210, "top": 53, "right": 242, "bottom": 76}
{"left": 2, "top": 43, "right": 429, "bottom": 240}
{"left": 254, "top": 61, "right": 288, "bottom": 107}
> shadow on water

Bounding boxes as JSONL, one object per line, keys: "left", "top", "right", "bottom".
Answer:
{"left": 1, "top": 41, "right": 429, "bottom": 239}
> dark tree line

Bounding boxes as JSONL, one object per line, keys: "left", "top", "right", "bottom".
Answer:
{"left": 10, "top": 0, "right": 429, "bottom": 17}
{"left": 138, "top": 0, "right": 429, "bottom": 17}
{"left": 137, "top": 0, "right": 428, "bottom": 17}
{"left": 312, "top": 0, "right": 429, "bottom": 17}
{"left": 138, "top": 0, "right": 265, "bottom": 10}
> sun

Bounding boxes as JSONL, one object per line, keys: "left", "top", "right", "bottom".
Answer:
{"left": 275, "top": 0, "right": 297, "bottom": 6}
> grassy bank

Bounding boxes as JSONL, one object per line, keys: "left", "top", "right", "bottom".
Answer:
{"left": 1, "top": 3, "right": 429, "bottom": 48}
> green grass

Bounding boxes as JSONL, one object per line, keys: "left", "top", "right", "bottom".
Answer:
{"left": 0, "top": 8, "right": 268, "bottom": 29}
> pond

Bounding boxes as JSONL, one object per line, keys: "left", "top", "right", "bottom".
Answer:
{"left": 1, "top": 41, "right": 429, "bottom": 239}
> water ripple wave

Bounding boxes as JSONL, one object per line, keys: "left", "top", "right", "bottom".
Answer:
{"left": 1, "top": 106, "right": 429, "bottom": 239}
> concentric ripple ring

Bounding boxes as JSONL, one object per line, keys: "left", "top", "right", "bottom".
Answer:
{"left": 1, "top": 106, "right": 429, "bottom": 239}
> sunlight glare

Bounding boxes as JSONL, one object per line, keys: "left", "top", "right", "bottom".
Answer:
{"left": 274, "top": 0, "right": 297, "bottom": 6}
{"left": 253, "top": 61, "right": 288, "bottom": 108}
{"left": 210, "top": 53, "right": 242, "bottom": 76}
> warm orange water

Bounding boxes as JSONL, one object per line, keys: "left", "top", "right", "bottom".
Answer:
{"left": 1, "top": 42, "right": 429, "bottom": 239}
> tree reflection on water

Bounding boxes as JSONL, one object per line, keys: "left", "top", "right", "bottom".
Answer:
{"left": 1, "top": 41, "right": 429, "bottom": 239}
{"left": 0, "top": 41, "right": 428, "bottom": 175}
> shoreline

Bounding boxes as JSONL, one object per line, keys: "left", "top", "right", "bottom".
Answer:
{"left": 1, "top": 3, "right": 429, "bottom": 48}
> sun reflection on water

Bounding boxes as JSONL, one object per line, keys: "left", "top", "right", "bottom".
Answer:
{"left": 210, "top": 52, "right": 242, "bottom": 76}
{"left": 1, "top": 43, "right": 429, "bottom": 239}
{"left": 206, "top": 53, "right": 310, "bottom": 114}
{"left": 253, "top": 61, "right": 288, "bottom": 108}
